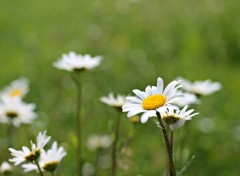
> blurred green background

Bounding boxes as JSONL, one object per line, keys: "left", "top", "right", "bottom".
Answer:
{"left": 0, "top": 0, "right": 240, "bottom": 175}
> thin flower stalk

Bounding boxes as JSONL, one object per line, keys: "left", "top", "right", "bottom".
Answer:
{"left": 35, "top": 159, "right": 44, "bottom": 176}
{"left": 72, "top": 73, "right": 82, "bottom": 175}
{"left": 111, "top": 112, "right": 121, "bottom": 176}
{"left": 7, "top": 121, "right": 14, "bottom": 148}
{"left": 156, "top": 112, "right": 176, "bottom": 176}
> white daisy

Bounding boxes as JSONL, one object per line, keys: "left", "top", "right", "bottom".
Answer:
{"left": 178, "top": 77, "right": 222, "bottom": 96}
{"left": 0, "top": 161, "right": 13, "bottom": 174}
{"left": 122, "top": 77, "right": 182, "bottom": 123}
{"left": 100, "top": 93, "right": 127, "bottom": 109}
{"left": 22, "top": 141, "right": 66, "bottom": 173}
{"left": 159, "top": 106, "right": 198, "bottom": 131}
{"left": 9, "top": 131, "right": 51, "bottom": 165}
{"left": 87, "top": 135, "right": 112, "bottom": 151}
{"left": 1, "top": 78, "right": 29, "bottom": 98}
{"left": 171, "top": 90, "right": 200, "bottom": 107}
{"left": 0, "top": 96, "right": 36, "bottom": 127}
{"left": 53, "top": 51, "right": 102, "bottom": 72}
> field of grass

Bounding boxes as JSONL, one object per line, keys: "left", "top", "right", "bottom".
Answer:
{"left": 0, "top": 0, "right": 240, "bottom": 175}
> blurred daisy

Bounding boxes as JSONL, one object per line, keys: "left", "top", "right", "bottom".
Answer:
{"left": 178, "top": 77, "right": 222, "bottom": 96}
{"left": 159, "top": 106, "right": 198, "bottom": 131}
{"left": 129, "top": 115, "right": 140, "bottom": 124}
{"left": 171, "top": 91, "right": 200, "bottom": 107}
{"left": 9, "top": 131, "right": 51, "bottom": 165}
{"left": 1, "top": 78, "right": 29, "bottom": 99}
{"left": 0, "top": 161, "right": 13, "bottom": 174}
{"left": 53, "top": 51, "right": 102, "bottom": 72}
{"left": 22, "top": 141, "right": 66, "bottom": 173}
{"left": 82, "top": 163, "right": 95, "bottom": 176}
{"left": 100, "top": 93, "right": 127, "bottom": 110}
{"left": 0, "top": 97, "right": 36, "bottom": 127}
{"left": 122, "top": 77, "right": 182, "bottom": 123}
{"left": 87, "top": 135, "right": 112, "bottom": 151}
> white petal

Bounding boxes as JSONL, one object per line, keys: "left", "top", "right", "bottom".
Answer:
{"left": 140, "top": 110, "right": 156, "bottom": 123}
{"left": 157, "top": 77, "right": 164, "bottom": 93}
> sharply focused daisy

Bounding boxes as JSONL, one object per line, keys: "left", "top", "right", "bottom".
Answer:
{"left": 171, "top": 91, "right": 200, "bottom": 107}
{"left": 1, "top": 77, "right": 29, "bottom": 99}
{"left": 100, "top": 93, "right": 127, "bottom": 110}
{"left": 22, "top": 141, "right": 67, "bottom": 173}
{"left": 158, "top": 106, "right": 199, "bottom": 131}
{"left": 9, "top": 131, "right": 51, "bottom": 165}
{"left": 122, "top": 77, "right": 182, "bottom": 123}
{"left": 53, "top": 51, "right": 102, "bottom": 72}
{"left": 0, "top": 96, "right": 36, "bottom": 126}
{"left": 177, "top": 77, "right": 222, "bottom": 96}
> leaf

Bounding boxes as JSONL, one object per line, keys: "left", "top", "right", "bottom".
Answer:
{"left": 178, "top": 155, "right": 195, "bottom": 176}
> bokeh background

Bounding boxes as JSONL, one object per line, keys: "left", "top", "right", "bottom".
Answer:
{"left": 0, "top": 0, "right": 240, "bottom": 175}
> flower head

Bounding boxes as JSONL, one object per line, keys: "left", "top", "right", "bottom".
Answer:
{"left": 22, "top": 142, "right": 66, "bottom": 173}
{"left": 159, "top": 106, "right": 198, "bottom": 131}
{"left": 122, "top": 77, "right": 182, "bottom": 123}
{"left": 178, "top": 77, "right": 222, "bottom": 96}
{"left": 100, "top": 93, "right": 127, "bottom": 110}
{"left": 9, "top": 131, "right": 51, "bottom": 165}
{"left": 0, "top": 96, "right": 36, "bottom": 126}
{"left": 1, "top": 78, "right": 29, "bottom": 99}
{"left": 0, "top": 161, "right": 13, "bottom": 174}
{"left": 53, "top": 51, "right": 102, "bottom": 72}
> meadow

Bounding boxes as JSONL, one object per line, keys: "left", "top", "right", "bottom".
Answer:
{"left": 0, "top": 0, "right": 240, "bottom": 175}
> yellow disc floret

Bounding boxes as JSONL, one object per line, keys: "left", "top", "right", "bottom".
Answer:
{"left": 142, "top": 94, "right": 166, "bottom": 110}
{"left": 10, "top": 89, "right": 22, "bottom": 97}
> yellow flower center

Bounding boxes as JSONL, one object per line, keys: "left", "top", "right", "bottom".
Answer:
{"left": 6, "top": 111, "right": 18, "bottom": 119}
{"left": 162, "top": 115, "right": 180, "bottom": 124}
{"left": 25, "top": 149, "right": 41, "bottom": 162}
{"left": 142, "top": 94, "right": 166, "bottom": 110}
{"left": 43, "top": 161, "right": 58, "bottom": 172}
{"left": 10, "top": 89, "right": 22, "bottom": 97}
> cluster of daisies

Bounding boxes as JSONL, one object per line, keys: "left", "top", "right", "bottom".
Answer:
{"left": 0, "top": 78, "right": 37, "bottom": 175}
{"left": 0, "top": 78, "right": 36, "bottom": 127}
{"left": 101, "top": 77, "right": 221, "bottom": 130}
{"left": 53, "top": 51, "right": 222, "bottom": 130}
{"left": 9, "top": 131, "right": 66, "bottom": 175}
{"left": 1, "top": 51, "right": 221, "bottom": 175}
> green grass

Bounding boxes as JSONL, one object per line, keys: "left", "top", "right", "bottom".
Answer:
{"left": 0, "top": 0, "right": 240, "bottom": 175}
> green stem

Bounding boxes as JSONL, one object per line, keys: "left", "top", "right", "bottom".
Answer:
{"left": 7, "top": 122, "right": 14, "bottom": 148}
{"left": 170, "top": 131, "right": 174, "bottom": 153}
{"left": 35, "top": 159, "right": 44, "bottom": 176}
{"left": 72, "top": 73, "right": 82, "bottom": 176}
{"left": 169, "top": 131, "right": 174, "bottom": 176}
{"left": 111, "top": 112, "right": 121, "bottom": 176}
{"left": 51, "top": 171, "right": 54, "bottom": 176}
{"left": 156, "top": 112, "right": 176, "bottom": 176}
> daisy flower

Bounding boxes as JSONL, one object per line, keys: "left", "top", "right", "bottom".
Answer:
{"left": 159, "top": 106, "right": 199, "bottom": 131}
{"left": 53, "top": 51, "right": 102, "bottom": 72}
{"left": 22, "top": 141, "right": 67, "bottom": 173}
{"left": 178, "top": 77, "right": 222, "bottom": 96}
{"left": 100, "top": 93, "right": 127, "bottom": 110}
{"left": 9, "top": 131, "right": 51, "bottom": 165}
{"left": 171, "top": 91, "right": 200, "bottom": 107}
{"left": 0, "top": 96, "right": 36, "bottom": 127}
{"left": 122, "top": 77, "right": 182, "bottom": 123}
{"left": 1, "top": 78, "right": 29, "bottom": 99}
{"left": 0, "top": 161, "right": 13, "bottom": 174}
